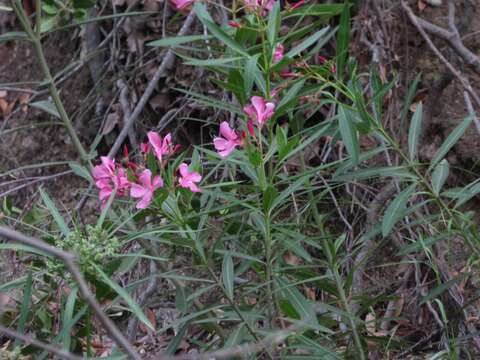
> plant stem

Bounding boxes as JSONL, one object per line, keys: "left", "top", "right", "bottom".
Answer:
{"left": 14, "top": 1, "right": 91, "bottom": 168}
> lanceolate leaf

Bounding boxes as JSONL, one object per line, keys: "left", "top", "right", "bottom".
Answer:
{"left": 267, "top": 1, "right": 280, "bottom": 46}
{"left": 431, "top": 159, "right": 449, "bottom": 195}
{"left": 338, "top": 105, "right": 359, "bottom": 165}
{"left": 408, "top": 102, "right": 423, "bottom": 161}
{"left": 222, "top": 252, "right": 235, "bottom": 299}
{"left": 277, "top": 277, "right": 318, "bottom": 327}
{"left": 429, "top": 116, "right": 473, "bottom": 171}
{"left": 382, "top": 184, "right": 416, "bottom": 237}
{"left": 194, "top": 3, "right": 249, "bottom": 57}
{"left": 336, "top": 1, "right": 350, "bottom": 80}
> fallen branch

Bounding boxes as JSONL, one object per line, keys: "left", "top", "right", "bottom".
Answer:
{"left": 108, "top": 11, "right": 196, "bottom": 158}
{"left": 401, "top": 1, "right": 480, "bottom": 108}
{"left": 0, "top": 226, "right": 142, "bottom": 360}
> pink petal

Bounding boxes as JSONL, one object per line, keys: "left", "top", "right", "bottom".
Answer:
{"left": 130, "top": 183, "right": 148, "bottom": 198}
{"left": 189, "top": 182, "right": 201, "bottom": 192}
{"left": 179, "top": 163, "right": 189, "bottom": 178}
{"left": 152, "top": 175, "right": 164, "bottom": 189}
{"left": 214, "top": 137, "right": 229, "bottom": 152}
{"left": 243, "top": 104, "right": 256, "bottom": 119}
{"left": 219, "top": 122, "right": 237, "bottom": 141}
{"left": 92, "top": 165, "right": 109, "bottom": 181}
{"left": 162, "top": 133, "right": 173, "bottom": 154}
{"left": 251, "top": 96, "right": 266, "bottom": 116}
{"left": 188, "top": 171, "right": 202, "bottom": 183}
{"left": 264, "top": 102, "right": 275, "bottom": 119}
{"left": 136, "top": 192, "right": 153, "bottom": 209}
{"left": 100, "top": 156, "right": 115, "bottom": 174}
{"left": 138, "top": 169, "right": 153, "bottom": 189}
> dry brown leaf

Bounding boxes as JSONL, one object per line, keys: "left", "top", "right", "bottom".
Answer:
{"left": 304, "top": 287, "right": 316, "bottom": 301}
{"left": 0, "top": 98, "right": 15, "bottom": 118}
{"left": 283, "top": 251, "right": 300, "bottom": 266}
{"left": 102, "top": 112, "right": 120, "bottom": 135}
{"left": 139, "top": 308, "right": 157, "bottom": 333}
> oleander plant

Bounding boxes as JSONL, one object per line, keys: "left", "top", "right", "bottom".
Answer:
{"left": 1, "top": 0, "right": 480, "bottom": 359}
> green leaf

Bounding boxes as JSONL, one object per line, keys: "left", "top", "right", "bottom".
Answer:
{"left": 93, "top": 264, "right": 154, "bottom": 331}
{"left": 263, "top": 186, "right": 278, "bottom": 213}
{"left": 147, "top": 34, "right": 212, "bottom": 47}
{"left": 286, "top": 26, "right": 331, "bottom": 58}
{"left": 382, "top": 184, "right": 416, "bottom": 237}
{"left": 244, "top": 55, "right": 259, "bottom": 99}
{"left": 183, "top": 56, "right": 243, "bottom": 67}
{"left": 0, "top": 5, "right": 13, "bottom": 11}
{"left": 31, "top": 100, "right": 61, "bottom": 118}
{"left": 400, "top": 73, "right": 422, "bottom": 129}
{"left": 408, "top": 102, "right": 423, "bottom": 161}
{"left": 194, "top": 3, "right": 249, "bottom": 57}
{"left": 69, "top": 162, "right": 93, "bottom": 182}
{"left": 334, "top": 166, "right": 416, "bottom": 182}
{"left": 431, "top": 159, "right": 449, "bottom": 195}
{"left": 62, "top": 287, "right": 78, "bottom": 351}
{"left": 267, "top": 1, "right": 281, "bottom": 46}
{"left": 15, "top": 271, "right": 32, "bottom": 347}
{"left": 276, "top": 80, "right": 305, "bottom": 115}
{"left": 222, "top": 252, "right": 234, "bottom": 299}
{"left": 277, "top": 277, "right": 318, "bottom": 326}
{"left": 336, "top": 2, "right": 350, "bottom": 79}
{"left": 429, "top": 116, "right": 473, "bottom": 171}
{"left": 420, "top": 275, "right": 467, "bottom": 305}
{"left": 175, "top": 286, "right": 188, "bottom": 313}
{"left": 39, "top": 187, "right": 70, "bottom": 237}
{"left": 0, "top": 31, "right": 28, "bottom": 43}
{"left": 338, "top": 105, "right": 359, "bottom": 165}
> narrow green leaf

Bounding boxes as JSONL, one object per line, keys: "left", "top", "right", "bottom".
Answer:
{"left": 31, "top": 100, "right": 60, "bottom": 118}
{"left": 39, "top": 187, "right": 70, "bottom": 237}
{"left": 286, "top": 26, "right": 331, "bottom": 58}
{"left": 400, "top": 73, "right": 421, "bottom": 129}
{"left": 93, "top": 264, "right": 154, "bottom": 331}
{"left": 408, "top": 102, "right": 423, "bottom": 161}
{"left": 0, "top": 31, "right": 28, "bottom": 42}
{"left": 382, "top": 184, "right": 416, "bottom": 237}
{"left": 175, "top": 286, "right": 188, "bottom": 313}
{"left": 62, "top": 287, "right": 78, "bottom": 351}
{"left": 338, "top": 106, "right": 359, "bottom": 165}
{"left": 222, "top": 252, "right": 234, "bottom": 299}
{"left": 244, "top": 55, "right": 259, "bottom": 99}
{"left": 69, "top": 162, "right": 93, "bottom": 183}
{"left": 334, "top": 166, "right": 416, "bottom": 182}
{"left": 267, "top": 1, "right": 281, "bottom": 46}
{"left": 420, "top": 275, "right": 467, "bottom": 305}
{"left": 194, "top": 3, "right": 249, "bottom": 57}
{"left": 429, "top": 116, "right": 473, "bottom": 171}
{"left": 15, "top": 271, "right": 32, "bottom": 347}
{"left": 277, "top": 277, "right": 318, "bottom": 326}
{"left": 336, "top": 2, "right": 350, "bottom": 79}
{"left": 431, "top": 159, "right": 449, "bottom": 195}
{"left": 183, "top": 56, "right": 243, "bottom": 66}
{"left": 147, "top": 34, "right": 212, "bottom": 47}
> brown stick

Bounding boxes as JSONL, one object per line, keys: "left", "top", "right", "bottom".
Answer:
{"left": 0, "top": 226, "right": 142, "bottom": 360}
{"left": 0, "top": 324, "right": 83, "bottom": 360}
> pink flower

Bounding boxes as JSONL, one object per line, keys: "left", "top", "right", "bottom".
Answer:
{"left": 247, "top": 120, "right": 256, "bottom": 138}
{"left": 289, "top": 0, "right": 305, "bottom": 10}
{"left": 147, "top": 131, "right": 173, "bottom": 163}
{"left": 213, "top": 122, "right": 244, "bottom": 158}
{"left": 170, "top": 0, "right": 194, "bottom": 11}
{"left": 92, "top": 156, "right": 130, "bottom": 207}
{"left": 273, "top": 44, "right": 284, "bottom": 64}
{"left": 140, "top": 142, "right": 150, "bottom": 154}
{"left": 244, "top": 0, "right": 276, "bottom": 15}
{"left": 244, "top": 96, "right": 275, "bottom": 126}
{"left": 228, "top": 21, "right": 242, "bottom": 28}
{"left": 130, "top": 169, "right": 163, "bottom": 209}
{"left": 178, "top": 163, "right": 202, "bottom": 193}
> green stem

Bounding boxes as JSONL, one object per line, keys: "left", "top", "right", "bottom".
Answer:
{"left": 331, "top": 261, "right": 366, "bottom": 360}
{"left": 14, "top": 1, "right": 91, "bottom": 168}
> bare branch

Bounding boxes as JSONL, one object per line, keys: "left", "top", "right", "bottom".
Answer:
{"left": 401, "top": 1, "right": 480, "bottom": 108}
{"left": 0, "top": 226, "right": 142, "bottom": 360}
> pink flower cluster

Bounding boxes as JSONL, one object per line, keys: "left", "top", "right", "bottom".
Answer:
{"left": 92, "top": 132, "right": 202, "bottom": 210}
{"left": 170, "top": 0, "right": 194, "bottom": 11}
{"left": 244, "top": 0, "right": 276, "bottom": 15}
{"left": 212, "top": 96, "right": 276, "bottom": 158}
